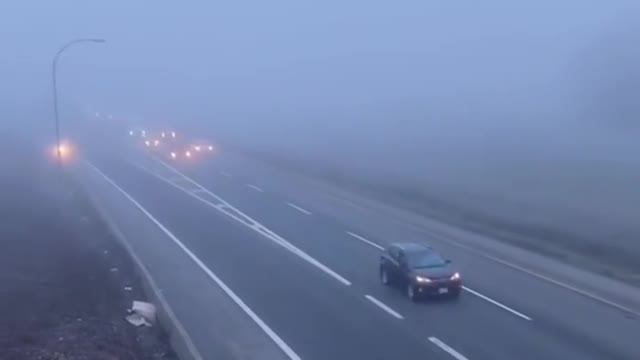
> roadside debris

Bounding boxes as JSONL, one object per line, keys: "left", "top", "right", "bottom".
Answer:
{"left": 125, "top": 301, "right": 156, "bottom": 327}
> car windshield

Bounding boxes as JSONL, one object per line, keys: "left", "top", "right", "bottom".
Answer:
{"left": 406, "top": 251, "right": 447, "bottom": 269}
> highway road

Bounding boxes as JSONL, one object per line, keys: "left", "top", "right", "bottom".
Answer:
{"left": 85, "top": 145, "right": 640, "bottom": 360}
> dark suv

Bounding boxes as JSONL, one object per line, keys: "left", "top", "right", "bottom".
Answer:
{"left": 380, "top": 243, "right": 462, "bottom": 301}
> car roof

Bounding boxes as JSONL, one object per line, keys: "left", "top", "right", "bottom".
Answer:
{"left": 388, "top": 242, "right": 433, "bottom": 253}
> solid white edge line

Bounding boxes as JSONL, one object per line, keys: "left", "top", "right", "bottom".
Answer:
{"left": 364, "top": 295, "right": 404, "bottom": 320}
{"left": 142, "top": 157, "right": 353, "bottom": 287}
{"left": 248, "top": 184, "right": 264, "bottom": 192}
{"left": 86, "top": 161, "right": 302, "bottom": 360}
{"left": 457, "top": 243, "right": 640, "bottom": 316}
{"left": 428, "top": 337, "right": 469, "bottom": 360}
{"left": 400, "top": 220, "right": 640, "bottom": 317}
{"left": 85, "top": 163, "right": 204, "bottom": 360}
{"left": 346, "top": 231, "right": 385, "bottom": 251}
{"left": 344, "top": 228, "right": 530, "bottom": 321}
{"left": 462, "top": 286, "right": 532, "bottom": 321}
{"left": 286, "top": 202, "right": 312, "bottom": 215}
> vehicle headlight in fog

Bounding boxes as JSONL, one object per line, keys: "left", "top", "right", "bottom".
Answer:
{"left": 185, "top": 151, "right": 191, "bottom": 157}
{"left": 415, "top": 275, "right": 431, "bottom": 283}
{"left": 129, "top": 130, "right": 134, "bottom": 136}
{"left": 144, "top": 140, "right": 150, "bottom": 146}
{"left": 208, "top": 145, "right": 214, "bottom": 151}
{"left": 161, "top": 132, "right": 166, "bottom": 138}
{"left": 170, "top": 152, "right": 176, "bottom": 159}
{"left": 194, "top": 146, "right": 201, "bottom": 151}
{"left": 450, "top": 272, "right": 460, "bottom": 281}
{"left": 154, "top": 140, "right": 160, "bottom": 146}
{"left": 171, "top": 131, "right": 176, "bottom": 138}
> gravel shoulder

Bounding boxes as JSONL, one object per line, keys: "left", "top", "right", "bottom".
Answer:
{"left": 0, "top": 142, "right": 177, "bottom": 359}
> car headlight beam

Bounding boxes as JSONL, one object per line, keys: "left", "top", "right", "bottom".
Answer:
{"left": 415, "top": 275, "right": 431, "bottom": 283}
{"left": 450, "top": 272, "right": 460, "bottom": 281}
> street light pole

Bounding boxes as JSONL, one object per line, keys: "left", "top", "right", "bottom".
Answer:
{"left": 52, "top": 38, "right": 106, "bottom": 164}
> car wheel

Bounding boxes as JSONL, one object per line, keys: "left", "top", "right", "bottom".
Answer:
{"left": 407, "top": 284, "right": 417, "bottom": 302}
{"left": 380, "top": 268, "right": 390, "bottom": 286}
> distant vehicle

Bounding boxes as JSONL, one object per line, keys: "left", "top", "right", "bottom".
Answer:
{"left": 380, "top": 243, "right": 461, "bottom": 301}
{"left": 166, "top": 149, "right": 191, "bottom": 159}
{"left": 159, "top": 131, "right": 177, "bottom": 139}
{"left": 190, "top": 142, "right": 216, "bottom": 153}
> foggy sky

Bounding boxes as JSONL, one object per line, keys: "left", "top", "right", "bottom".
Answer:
{"left": 2, "top": 1, "right": 639, "bottom": 137}
{"left": 2, "top": 0, "right": 639, "bottom": 175}
{"left": 1, "top": 1, "right": 639, "bottom": 184}
{"left": 3, "top": 0, "right": 640, "bottom": 255}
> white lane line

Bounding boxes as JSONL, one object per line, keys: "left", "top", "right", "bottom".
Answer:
{"left": 191, "top": 188, "right": 207, "bottom": 194}
{"left": 428, "top": 337, "right": 469, "bottom": 360}
{"left": 346, "top": 231, "right": 385, "bottom": 251}
{"left": 286, "top": 202, "right": 312, "bottom": 215}
{"left": 86, "top": 167, "right": 204, "bottom": 360}
{"left": 364, "top": 295, "right": 404, "bottom": 320}
{"left": 140, "top": 157, "right": 352, "bottom": 286}
{"left": 347, "top": 232, "right": 530, "bottom": 320}
{"left": 462, "top": 286, "right": 532, "bottom": 321}
{"left": 220, "top": 171, "right": 232, "bottom": 177}
{"left": 247, "top": 184, "right": 264, "bottom": 193}
{"left": 86, "top": 161, "right": 301, "bottom": 360}
{"left": 392, "top": 218, "right": 640, "bottom": 316}
{"left": 413, "top": 227, "right": 640, "bottom": 317}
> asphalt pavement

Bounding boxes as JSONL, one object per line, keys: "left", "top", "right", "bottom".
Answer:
{"left": 84, "top": 144, "right": 640, "bottom": 360}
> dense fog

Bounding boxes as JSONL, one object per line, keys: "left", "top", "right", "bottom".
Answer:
{"left": 2, "top": 0, "right": 640, "bottom": 266}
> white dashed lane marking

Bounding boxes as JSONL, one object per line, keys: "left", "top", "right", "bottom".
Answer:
{"left": 346, "top": 231, "right": 384, "bottom": 251}
{"left": 247, "top": 184, "right": 264, "bottom": 193}
{"left": 428, "top": 337, "right": 469, "bottom": 360}
{"left": 364, "top": 295, "right": 404, "bottom": 320}
{"left": 286, "top": 202, "right": 312, "bottom": 215}
{"left": 345, "top": 230, "right": 532, "bottom": 321}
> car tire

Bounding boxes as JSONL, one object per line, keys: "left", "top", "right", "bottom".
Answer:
{"left": 380, "top": 268, "right": 390, "bottom": 286}
{"left": 407, "top": 284, "right": 418, "bottom": 302}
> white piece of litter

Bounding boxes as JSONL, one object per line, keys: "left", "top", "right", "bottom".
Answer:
{"left": 125, "top": 313, "right": 151, "bottom": 327}
{"left": 126, "top": 300, "right": 156, "bottom": 327}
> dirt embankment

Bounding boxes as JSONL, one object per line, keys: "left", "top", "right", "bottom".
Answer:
{"left": 0, "top": 144, "right": 177, "bottom": 360}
